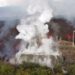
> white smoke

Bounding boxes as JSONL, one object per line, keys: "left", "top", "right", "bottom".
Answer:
{"left": 8, "top": 0, "right": 61, "bottom": 68}
{"left": 0, "top": 0, "right": 74, "bottom": 66}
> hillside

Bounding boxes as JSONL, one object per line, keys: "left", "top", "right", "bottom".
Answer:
{"left": 48, "top": 18, "right": 75, "bottom": 41}
{"left": 0, "top": 18, "right": 75, "bottom": 64}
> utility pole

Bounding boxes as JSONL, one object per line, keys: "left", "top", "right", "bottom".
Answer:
{"left": 73, "top": 30, "right": 75, "bottom": 46}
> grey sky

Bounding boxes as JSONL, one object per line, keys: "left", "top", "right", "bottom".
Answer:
{"left": 0, "top": 0, "right": 75, "bottom": 21}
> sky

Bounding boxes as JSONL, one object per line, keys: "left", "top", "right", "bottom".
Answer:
{"left": 0, "top": 0, "right": 75, "bottom": 21}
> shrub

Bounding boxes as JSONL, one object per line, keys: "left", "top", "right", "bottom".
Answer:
{"left": 0, "top": 62, "right": 15, "bottom": 75}
{"left": 67, "top": 64, "right": 75, "bottom": 75}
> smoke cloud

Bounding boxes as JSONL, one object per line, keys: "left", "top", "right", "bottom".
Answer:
{"left": 0, "top": 0, "right": 75, "bottom": 62}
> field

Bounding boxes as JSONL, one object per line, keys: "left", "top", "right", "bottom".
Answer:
{"left": 59, "top": 40, "right": 75, "bottom": 64}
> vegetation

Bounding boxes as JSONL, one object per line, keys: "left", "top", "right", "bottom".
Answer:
{"left": 0, "top": 60, "right": 74, "bottom": 75}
